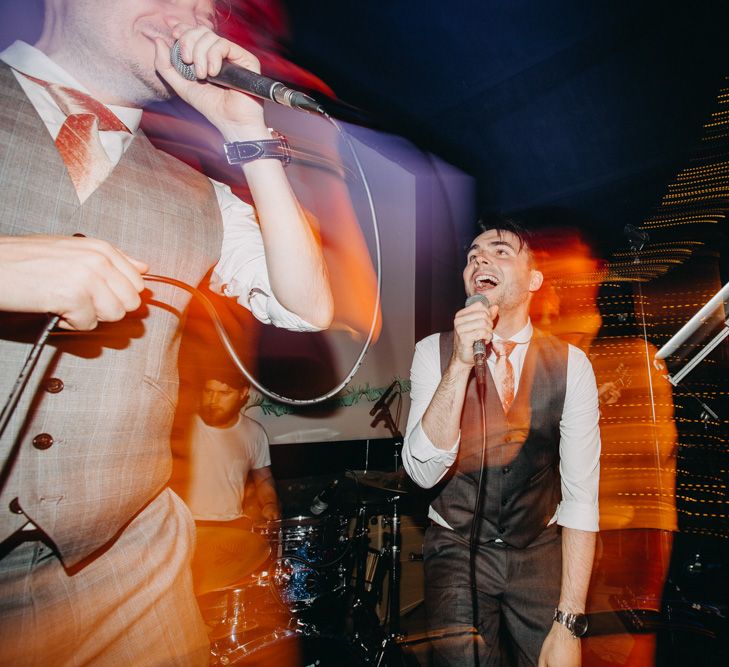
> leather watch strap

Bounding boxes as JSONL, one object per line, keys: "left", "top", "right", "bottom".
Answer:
{"left": 224, "top": 131, "right": 291, "bottom": 166}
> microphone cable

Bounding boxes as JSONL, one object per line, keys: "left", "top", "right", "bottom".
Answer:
{"left": 467, "top": 382, "right": 488, "bottom": 667}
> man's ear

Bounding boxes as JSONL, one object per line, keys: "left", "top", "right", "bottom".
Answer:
{"left": 529, "top": 269, "right": 544, "bottom": 292}
{"left": 239, "top": 387, "right": 250, "bottom": 405}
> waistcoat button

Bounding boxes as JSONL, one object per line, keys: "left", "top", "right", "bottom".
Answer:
{"left": 9, "top": 497, "right": 23, "bottom": 514}
{"left": 32, "top": 433, "right": 54, "bottom": 450}
{"left": 44, "top": 378, "right": 64, "bottom": 394}
{"left": 502, "top": 466, "right": 511, "bottom": 474}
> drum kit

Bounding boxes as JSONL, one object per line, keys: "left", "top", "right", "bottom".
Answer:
{"left": 193, "top": 469, "right": 420, "bottom": 666}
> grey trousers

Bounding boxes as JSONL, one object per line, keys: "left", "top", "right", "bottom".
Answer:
{"left": 0, "top": 489, "right": 209, "bottom": 666}
{"left": 424, "top": 523, "right": 561, "bottom": 667}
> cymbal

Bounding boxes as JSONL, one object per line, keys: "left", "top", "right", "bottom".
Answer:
{"left": 191, "top": 526, "right": 270, "bottom": 596}
{"left": 348, "top": 469, "right": 412, "bottom": 495}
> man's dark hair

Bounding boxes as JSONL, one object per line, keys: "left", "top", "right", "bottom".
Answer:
{"left": 204, "top": 366, "right": 249, "bottom": 390}
{"left": 475, "top": 215, "right": 534, "bottom": 257}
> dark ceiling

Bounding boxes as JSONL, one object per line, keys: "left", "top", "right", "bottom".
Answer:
{"left": 2, "top": 1, "right": 727, "bottom": 254}
{"left": 280, "top": 1, "right": 729, "bottom": 253}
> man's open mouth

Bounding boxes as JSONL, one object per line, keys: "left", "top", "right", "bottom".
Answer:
{"left": 474, "top": 273, "right": 499, "bottom": 289}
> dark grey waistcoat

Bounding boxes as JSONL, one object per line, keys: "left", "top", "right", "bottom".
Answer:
{"left": 431, "top": 329, "right": 568, "bottom": 548}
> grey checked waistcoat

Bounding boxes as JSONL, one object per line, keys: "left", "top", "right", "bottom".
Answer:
{"left": 0, "top": 63, "right": 223, "bottom": 566}
{"left": 431, "top": 329, "right": 568, "bottom": 548}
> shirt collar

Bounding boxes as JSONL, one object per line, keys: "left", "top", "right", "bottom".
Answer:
{"left": 492, "top": 319, "right": 533, "bottom": 345}
{"left": 1, "top": 40, "right": 142, "bottom": 133}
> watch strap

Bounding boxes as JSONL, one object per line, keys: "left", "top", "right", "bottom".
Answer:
{"left": 553, "top": 608, "right": 588, "bottom": 637}
{"left": 224, "top": 132, "right": 291, "bottom": 166}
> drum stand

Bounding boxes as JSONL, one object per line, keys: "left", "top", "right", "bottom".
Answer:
{"left": 358, "top": 400, "right": 415, "bottom": 664}
{"left": 372, "top": 491, "right": 406, "bottom": 666}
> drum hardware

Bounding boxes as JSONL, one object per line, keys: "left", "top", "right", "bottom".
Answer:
{"left": 205, "top": 514, "right": 379, "bottom": 666}
{"left": 346, "top": 486, "right": 408, "bottom": 665}
{"left": 202, "top": 457, "right": 424, "bottom": 666}
{"left": 347, "top": 469, "right": 411, "bottom": 635}
{"left": 211, "top": 625, "right": 373, "bottom": 667}
{"left": 208, "top": 587, "right": 260, "bottom": 650}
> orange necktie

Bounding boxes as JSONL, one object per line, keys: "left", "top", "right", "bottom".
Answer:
{"left": 21, "top": 74, "right": 130, "bottom": 202}
{"left": 492, "top": 340, "right": 517, "bottom": 413}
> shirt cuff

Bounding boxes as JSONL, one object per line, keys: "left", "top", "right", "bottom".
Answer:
{"left": 247, "top": 288, "right": 322, "bottom": 332}
{"left": 210, "top": 270, "right": 321, "bottom": 332}
{"left": 555, "top": 500, "right": 600, "bottom": 532}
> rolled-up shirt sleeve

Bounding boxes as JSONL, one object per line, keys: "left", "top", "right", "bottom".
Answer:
{"left": 402, "top": 333, "right": 460, "bottom": 488}
{"left": 556, "top": 345, "right": 601, "bottom": 532}
{"left": 208, "top": 178, "right": 322, "bottom": 332}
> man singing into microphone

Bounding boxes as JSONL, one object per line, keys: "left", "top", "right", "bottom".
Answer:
{"left": 402, "top": 218, "right": 600, "bottom": 666}
{"left": 0, "top": 1, "right": 332, "bottom": 664}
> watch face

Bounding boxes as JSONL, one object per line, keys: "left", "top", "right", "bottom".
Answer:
{"left": 571, "top": 614, "right": 588, "bottom": 637}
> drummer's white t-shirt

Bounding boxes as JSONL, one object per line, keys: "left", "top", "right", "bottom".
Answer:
{"left": 183, "top": 414, "right": 271, "bottom": 521}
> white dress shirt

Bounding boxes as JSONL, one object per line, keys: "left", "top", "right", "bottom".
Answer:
{"left": 402, "top": 320, "right": 601, "bottom": 532}
{"left": 1, "top": 40, "right": 318, "bottom": 332}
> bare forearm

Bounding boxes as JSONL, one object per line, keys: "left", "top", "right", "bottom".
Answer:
{"left": 537, "top": 528, "right": 596, "bottom": 666}
{"left": 242, "top": 156, "right": 333, "bottom": 329}
{"left": 421, "top": 360, "right": 471, "bottom": 450}
{"left": 558, "top": 527, "right": 596, "bottom": 613}
{"left": 256, "top": 476, "right": 279, "bottom": 510}
{"left": 155, "top": 30, "right": 332, "bottom": 329}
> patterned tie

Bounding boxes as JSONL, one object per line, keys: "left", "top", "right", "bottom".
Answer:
{"left": 21, "top": 73, "right": 130, "bottom": 202}
{"left": 491, "top": 340, "right": 517, "bottom": 413}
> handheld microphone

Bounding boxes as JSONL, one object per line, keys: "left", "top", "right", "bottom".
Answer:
{"left": 170, "top": 41, "right": 324, "bottom": 115}
{"left": 369, "top": 380, "right": 399, "bottom": 416}
{"left": 309, "top": 478, "right": 341, "bottom": 516}
{"left": 465, "top": 294, "right": 490, "bottom": 387}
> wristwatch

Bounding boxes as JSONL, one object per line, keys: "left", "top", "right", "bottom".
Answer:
{"left": 224, "top": 130, "right": 291, "bottom": 166}
{"left": 553, "top": 608, "right": 588, "bottom": 637}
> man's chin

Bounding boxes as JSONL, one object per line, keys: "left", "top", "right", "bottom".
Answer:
{"left": 199, "top": 411, "right": 223, "bottom": 427}
{"left": 140, "top": 75, "right": 175, "bottom": 104}
{"left": 127, "top": 65, "right": 175, "bottom": 104}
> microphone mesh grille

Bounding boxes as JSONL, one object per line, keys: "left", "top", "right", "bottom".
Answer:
{"left": 170, "top": 41, "right": 196, "bottom": 81}
{"left": 465, "top": 294, "right": 490, "bottom": 308}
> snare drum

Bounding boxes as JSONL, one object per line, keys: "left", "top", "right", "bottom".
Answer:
{"left": 253, "top": 515, "right": 351, "bottom": 612}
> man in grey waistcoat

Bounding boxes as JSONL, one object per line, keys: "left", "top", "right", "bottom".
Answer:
{"left": 0, "top": 0, "right": 333, "bottom": 664}
{"left": 403, "top": 218, "right": 600, "bottom": 667}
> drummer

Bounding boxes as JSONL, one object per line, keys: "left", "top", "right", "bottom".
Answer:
{"left": 171, "top": 369, "right": 281, "bottom": 528}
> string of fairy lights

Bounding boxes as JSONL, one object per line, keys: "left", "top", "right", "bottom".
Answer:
{"left": 636, "top": 77, "right": 729, "bottom": 537}
{"left": 549, "top": 75, "right": 729, "bottom": 537}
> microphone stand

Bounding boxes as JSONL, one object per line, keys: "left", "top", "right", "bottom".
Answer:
{"left": 369, "top": 393, "right": 403, "bottom": 471}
